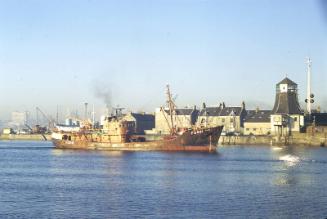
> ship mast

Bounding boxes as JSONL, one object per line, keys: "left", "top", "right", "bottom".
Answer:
{"left": 160, "top": 107, "right": 172, "bottom": 132}
{"left": 166, "top": 85, "right": 176, "bottom": 135}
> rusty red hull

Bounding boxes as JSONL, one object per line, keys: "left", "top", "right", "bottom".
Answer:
{"left": 52, "top": 126, "right": 223, "bottom": 152}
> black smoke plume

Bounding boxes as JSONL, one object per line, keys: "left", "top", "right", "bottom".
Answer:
{"left": 92, "top": 80, "right": 112, "bottom": 110}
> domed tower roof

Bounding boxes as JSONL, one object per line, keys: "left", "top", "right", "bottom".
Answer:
{"left": 272, "top": 93, "right": 302, "bottom": 114}
{"left": 277, "top": 77, "right": 297, "bottom": 86}
{"left": 272, "top": 77, "right": 303, "bottom": 115}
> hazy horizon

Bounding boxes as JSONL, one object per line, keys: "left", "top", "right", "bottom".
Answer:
{"left": 0, "top": 0, "right": 326, "bottom": 121}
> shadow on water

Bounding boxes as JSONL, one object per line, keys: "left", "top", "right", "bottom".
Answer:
{"left": 49, "top": 148, "right": 222, "bottom": 163}
{"left": 0, "top": 146, "right": 54, "bottom": 150}
{"left": 0, "top": 140, "right": 54, "bottom": 149}
{"left": 0, "top": 141, "right": 54, "bottom": 150}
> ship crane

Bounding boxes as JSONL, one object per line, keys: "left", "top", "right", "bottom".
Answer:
{"left": 36, "top": 107, "right": 56, "bottom": 130}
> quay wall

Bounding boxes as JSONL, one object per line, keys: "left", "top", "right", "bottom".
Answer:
{"left": 1, "top": 133, "right": 326, "bottom": 147}
{"left": 219, "top": 136, "right": 272, "bottom": 145}
{"left": 144, "top": 134, "right": 327, "bottom": 147}
{"left": 219, "top": 133, "right": 327, "bottom": 147}
{"left": 0, "top": 134, "right": 51, "bottom": 141}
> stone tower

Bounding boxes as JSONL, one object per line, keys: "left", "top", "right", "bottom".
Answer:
{"left": 271, "top": 77, "right": 304, "bottom": 136}
{"left": 272, "top": 77, "right": 302, "bottom": 114}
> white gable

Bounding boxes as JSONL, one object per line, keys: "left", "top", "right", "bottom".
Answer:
{"left": 279, "top": 84, "right": 288, "bottom": 93}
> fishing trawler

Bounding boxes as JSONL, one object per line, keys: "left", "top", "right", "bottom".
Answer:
{"left": 51, "top": 85, "right": 223, "bottom": 152}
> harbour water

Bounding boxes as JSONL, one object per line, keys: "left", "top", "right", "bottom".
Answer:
{"left": 1, "top": 141, "right": 327, "bottom": 218}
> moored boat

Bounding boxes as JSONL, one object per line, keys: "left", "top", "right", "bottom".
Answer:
{"left": 51, "top": 85, "right": 223, "bottom": 152}
{"left": 52, "top": 124, "right": 223, "bottom": 152}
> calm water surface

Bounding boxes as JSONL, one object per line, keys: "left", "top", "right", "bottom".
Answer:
{"left": 1, "top": 141, "right": 327, "bottom": 218}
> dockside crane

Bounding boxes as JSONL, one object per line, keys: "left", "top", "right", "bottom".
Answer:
{"left": 36, "top": 107, "right": 56, "bottom": 131}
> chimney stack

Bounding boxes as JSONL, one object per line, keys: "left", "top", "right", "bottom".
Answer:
{"left": 202, "top": 102, "right": 206, "bottom": 109}
{"left": 255, "top": 106, "right": 260, "bottom": 113}
{"left": 84, "top": 102, "right": 88, "bottom": 120}
{"left": 242, "top": 101, "right": 246, "bottom": 109}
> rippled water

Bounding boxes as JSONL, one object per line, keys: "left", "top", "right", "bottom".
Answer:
{"left": 1, "top": 141, "right": 327, "bottom": 218}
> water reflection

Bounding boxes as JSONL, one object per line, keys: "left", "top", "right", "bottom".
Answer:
{"left": 99, "top": 150, "right": 125, "bottom": 157}
{"left": 51, "top": 149, "right": 64, "bottom": 156}
{"left": 279, "top": 154, "right": 300, "bottom": 167}
{"left": 271, "top": 146, "right": 283, "bottom": 151}
{"left": 270, "top": 146, "right": 316, "bottom": 187}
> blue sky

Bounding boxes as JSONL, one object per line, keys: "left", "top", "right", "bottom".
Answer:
{"left": 0, "top": 0, "right": 326, "bottom": 120}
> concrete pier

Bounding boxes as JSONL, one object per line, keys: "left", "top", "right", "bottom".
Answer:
{"left": 219, "top": 133, "right": 327, "bottom": 147}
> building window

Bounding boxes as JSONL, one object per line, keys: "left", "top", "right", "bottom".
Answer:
{"left": 230, "top": 118, "right": 234, "bottom": 122}
{"left": 222, "top": 118, "right": 225, "bottom": 123}
{"left": 294, "top": 117, "right": 297, "bottom": 122}
{"left": 246, "top": 128, "right": 249, "bottom": 131}
{"left": 253, "top": 128, "right": 257, "bottom": 131}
